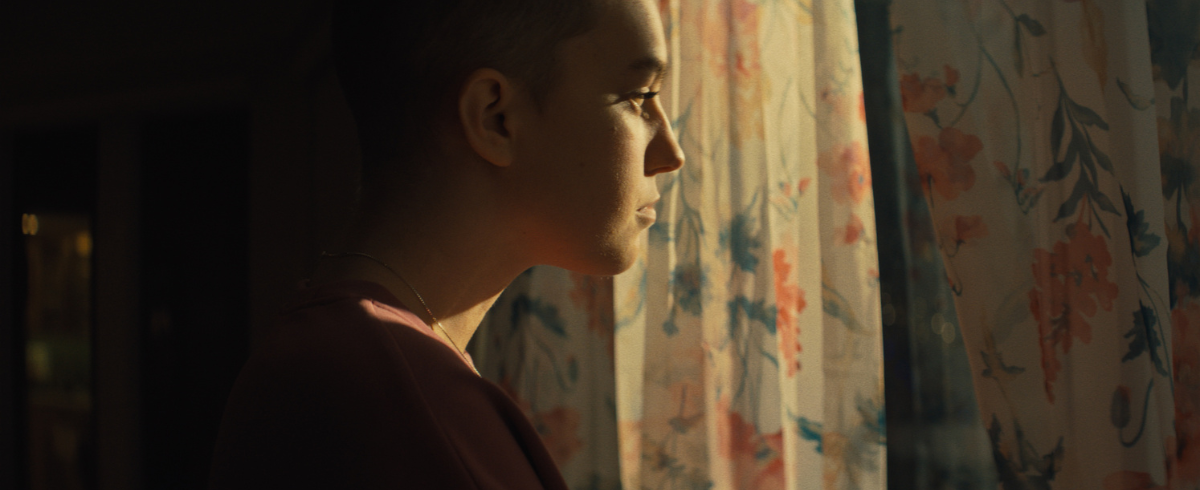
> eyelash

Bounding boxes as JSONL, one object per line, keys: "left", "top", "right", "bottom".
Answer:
{"left": 634, "top": 91, "right": 659, "bottom": 101}
{"left": 628, "top": 91, "right": 659, "bottom": 113}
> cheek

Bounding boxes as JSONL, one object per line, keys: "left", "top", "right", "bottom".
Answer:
{"left": 565, "top": 114, "right": 642, "bottom": 183}
{"left": 590, "top": 121, "right": 644, "bottom": 200}
{"left": 525, "top": 105, "right": 650, "bottom": 216}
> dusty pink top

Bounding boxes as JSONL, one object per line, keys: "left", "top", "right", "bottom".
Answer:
{"left": 208, "top": 280, "right": 567, "bottom": 489}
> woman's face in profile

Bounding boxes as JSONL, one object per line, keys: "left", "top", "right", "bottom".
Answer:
{"left": 507, "top": 0, "right": 685, "bottom": 275}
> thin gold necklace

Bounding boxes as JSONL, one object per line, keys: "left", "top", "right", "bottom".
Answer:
{"left": 320, "top": 251, "right": 479, "bottom": 376}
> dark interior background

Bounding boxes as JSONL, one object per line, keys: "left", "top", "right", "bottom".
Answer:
{"left": 1, "top": 2, "right": 363, "bottom": 488}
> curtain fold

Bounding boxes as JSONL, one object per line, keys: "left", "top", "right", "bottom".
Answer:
{"left": 856, "top": 0, "right": 998, "bottom": 486}
{"left": 613, "top": 0, "right": 886, "bottom": 488}
{"left": 890, "top": 0, "right": 1200, "bottom": 487}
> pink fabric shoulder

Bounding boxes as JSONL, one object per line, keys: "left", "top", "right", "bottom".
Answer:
{"left": 295, "top": 279, "right": 478, "bottom": 372}
{"left": 208, "top": 279, "right": 566, "bottom": 490}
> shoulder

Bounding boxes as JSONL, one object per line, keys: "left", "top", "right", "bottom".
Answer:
{"left": 236, "top": 292, "right": 473, "bottom": 417}
{"left": 210, "top": 295, "right": 482, "bottom": 489}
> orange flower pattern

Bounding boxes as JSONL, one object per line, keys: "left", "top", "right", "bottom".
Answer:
{"left": 699, "top": 0, "right": 766, "bottom": 141}
{"left": 1168, "top": 299, "right": 1200, "bottom": 484}
{"left": 773, "top": 249, "right": 807, "bottom": 377}
{"left": 913, "top": 127, "right": 980, "bottom": 201}
{"left": 944, "top": 64, "right": 960, "bottom": 86}
{"left": 716, "top": 399, "right": 786, "bottom": 489}
{"left": 569, "top": 272, "right": 615, "bottom": 359}
{"left": 1029, "top": 222, "right": 1118, "bottom": 402}
{"left": 900, "top": 72, "right": 948, "bottom": 114}
{"left": 839, "top": 213, "right": 866, "bottom": 245}
{"left": 938, "top": 214, "right": 989, "bottom": 249}
{"left": 900, "top": 65, "right": 959, "bottom": 114}
{"left": 818, "top": 141, "right": 872, "bottom": 205}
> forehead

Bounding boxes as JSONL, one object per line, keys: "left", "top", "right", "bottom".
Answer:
{"left": 559, "top": 0, "right": 668, "bottom": 79}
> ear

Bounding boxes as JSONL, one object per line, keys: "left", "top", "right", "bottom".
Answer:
{"left": 458, "top": 68, "right": 520, "bottom": 168}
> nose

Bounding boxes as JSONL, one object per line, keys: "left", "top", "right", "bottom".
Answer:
{"left": 644, "top": 102, "right": 685, "bottom": 176}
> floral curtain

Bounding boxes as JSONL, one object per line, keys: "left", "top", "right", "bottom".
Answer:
{"left": 475, "top": 0, "right": 887, "bottom": 489}
{"left": 614, "top": 0, "right": 885, "bottom": 488}
{"left": 889, "top": 0, "right": 1200, "bottom": 488}
{"left": 855, "top": 0, "right": 998, "bottom": 486}
{"left": 474, "top": 268, "right": 623, "bottom": 489}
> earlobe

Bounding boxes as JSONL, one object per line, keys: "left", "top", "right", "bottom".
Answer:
{"left": 459, "top": 68, "right": 516, "bottom": 168}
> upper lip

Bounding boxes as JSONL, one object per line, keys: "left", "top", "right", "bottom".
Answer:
{"left": 639, "top": 197, "right": 660, "bottom": 210}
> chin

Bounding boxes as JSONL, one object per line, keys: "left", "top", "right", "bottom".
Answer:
{"left": 593, "top": 254, "right": 640, "bottom": 276}
{"left": 560, "top": 238, "right": 642, "bottom": 277}
{"left": 567, "top": 252, "right": 637, "bottom": 277}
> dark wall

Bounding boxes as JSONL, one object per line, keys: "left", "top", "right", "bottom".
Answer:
{"left": 1, "top": 130, "right": 15, "bottom": 490}
{"left": 139, "top": 111, "right": 251, "bottom": 489}
{"left": 1, "top": 2, "right": 362, "bottom": 489}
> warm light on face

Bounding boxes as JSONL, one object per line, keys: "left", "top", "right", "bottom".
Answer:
{"left": 21, "top": 213, "right": 39, "bottom": 235}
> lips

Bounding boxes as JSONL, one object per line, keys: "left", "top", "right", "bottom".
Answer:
{"left": 636, "top": 198, "right": 659, "bottom": 222}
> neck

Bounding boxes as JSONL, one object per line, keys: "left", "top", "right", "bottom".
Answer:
{"left": 311, "top": 174, "right": 532, "bottom": 353}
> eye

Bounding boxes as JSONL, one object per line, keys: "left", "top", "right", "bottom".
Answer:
{"left": 627, "top": 91, "right": 659, "bottom": 113}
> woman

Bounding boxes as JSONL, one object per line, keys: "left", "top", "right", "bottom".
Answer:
{"left": 208, "top": 0, "right": 684, "bottom": 487}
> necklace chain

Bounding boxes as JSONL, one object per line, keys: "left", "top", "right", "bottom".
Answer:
{"left": 320, "top": 251, "right": 479, "bottom": 376}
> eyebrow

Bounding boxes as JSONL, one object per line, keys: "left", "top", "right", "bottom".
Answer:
{"left": 629, "top": 55, "right": 669, "bottom": 81}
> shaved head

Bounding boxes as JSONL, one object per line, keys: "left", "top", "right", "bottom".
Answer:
{"left": 331, "top": 0, "right": 602, "bottom": 192}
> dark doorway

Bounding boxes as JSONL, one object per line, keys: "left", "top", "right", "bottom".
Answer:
{"left": 139, "top": 109, "right": 250, "bottom": 489}
{"left": 12, "top": 125, "right": 100, "bottom": 490}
